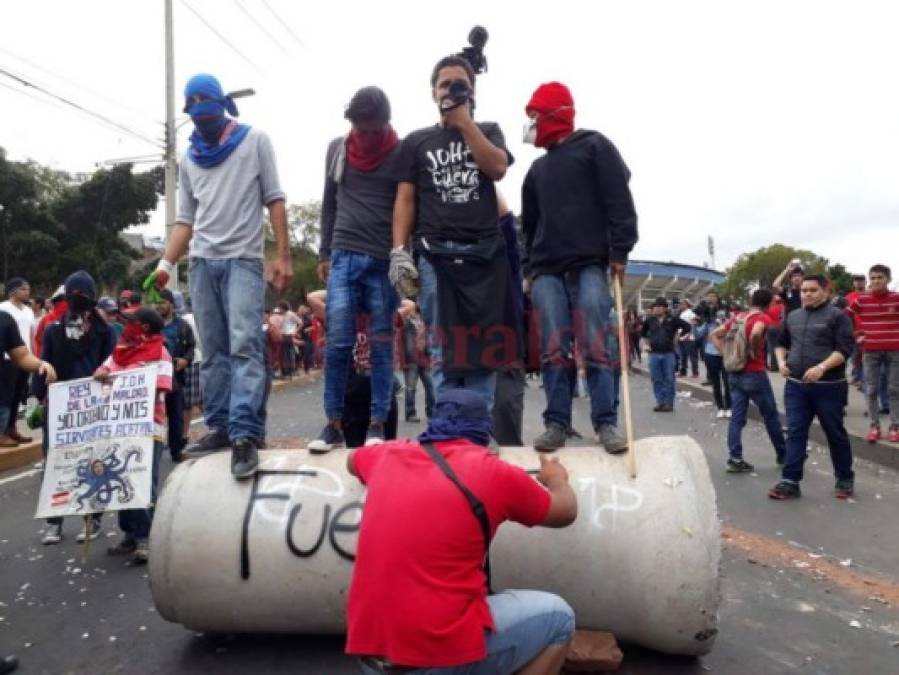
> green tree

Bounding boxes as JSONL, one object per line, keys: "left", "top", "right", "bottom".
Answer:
{"left": 720, "top": 244, "right": 829, "bottom": 302}
{"left": 826, "top": 263, "right": 853, "bottom": 295}
{"left": 263, "top": 199, "right": 324, "bottom": 308}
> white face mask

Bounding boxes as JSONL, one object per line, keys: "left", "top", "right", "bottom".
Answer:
{"left": 522, "top": 117, "right": 537, "bottom": 145}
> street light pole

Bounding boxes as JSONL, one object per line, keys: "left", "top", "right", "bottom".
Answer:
{"left": 164, "top": 0, "right": 178, "bottom": 290}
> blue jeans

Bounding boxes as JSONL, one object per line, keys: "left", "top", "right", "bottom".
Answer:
{"left": 359, "top": 590, "right": 575, "bottom": 675}
{"left": 324, "top": 250, "right": 397, "bottom": 422}
{"left": 678, "top": 340, "right": 699, "bottom": 375}
{"left": 782, "top": 379, "right": 853, "bottom": 483}
{"left": 727, "top": 371, "right": 786, "bottom": 461}
{"left": 862, "top": 351, "right": 898, "bottom": 425}
{"left": 648, "top": 352, "right": 676, "bottom": 406}
{"left": 404, "top": 366, "right": 435, "bottom": 419}
{"left": 418, "top": 253, "right": 496, "bottom": 411}
{"left": 190, "top": 257, "right": 267, "bottom": 441}
{"left": 118, "top": 440, "right": 163, "bottom": 542}
{"left": 531, "top": 267, "right": 616, "bottom": 430}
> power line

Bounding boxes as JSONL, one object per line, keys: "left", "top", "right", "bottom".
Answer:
{"left": 233, "top": 0, "right": 290, "bottom": 56}
{"left": 0, "top": 46, "right": 161, "bottom": 127}
{"left": 180, "top": 0, "right": 261, "bottom": 72}
{"left": 0, "top": 66, "right": 160, "bottom": 148}
{"left": 260, "top": 0, "right": 304, "bottom": 48}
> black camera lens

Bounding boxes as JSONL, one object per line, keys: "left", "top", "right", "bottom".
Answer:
{"left": 448, "top": 80, "right": 471, "bottom": 104}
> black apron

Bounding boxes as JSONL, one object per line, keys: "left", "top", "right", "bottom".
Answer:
{"left": 419, "top": 235, "right": 522, "bottom": 377}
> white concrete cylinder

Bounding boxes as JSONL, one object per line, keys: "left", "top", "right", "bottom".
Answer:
{"left": 149, "top": 436, "right": 721, "bottom": 656}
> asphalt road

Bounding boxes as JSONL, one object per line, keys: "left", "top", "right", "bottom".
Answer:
{"left": 1, "top": 373, "right": 897, "bottom": 674}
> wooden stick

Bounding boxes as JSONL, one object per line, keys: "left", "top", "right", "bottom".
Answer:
{"left": 613, "top": 275, "right": 638, "bottom": 478}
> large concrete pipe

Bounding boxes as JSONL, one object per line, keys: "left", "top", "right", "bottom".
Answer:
{"left": 149, "top": 436, "right": 721, "bottom": 656}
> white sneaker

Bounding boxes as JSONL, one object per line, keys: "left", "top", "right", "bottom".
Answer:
{"left": 75, "top": 519, "right": 102, "bottom": 543}
{"left": 41, "top": 523, "right": 62, "bottom": 545}
{"left": 716, "top": 409, "right": 726, "bottom": 419}
{"left": 133, "top": 541, "right": 149, "bottom": 564}
{"left": 725, "top": 409, "right": 732, "bottom": 418}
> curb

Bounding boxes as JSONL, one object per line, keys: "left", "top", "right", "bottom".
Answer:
{"left": 0, "top": 371, "right": 322, "bottom": 475}
{"left": 631, "top": 366, "right": 899, "bottom": 472}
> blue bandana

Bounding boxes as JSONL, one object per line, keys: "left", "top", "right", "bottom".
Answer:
{"left": 183, "top": 74, "right": 250, "bottom": 168}
{"left": 419, "top": 389, "right": 493, "bottom": 447}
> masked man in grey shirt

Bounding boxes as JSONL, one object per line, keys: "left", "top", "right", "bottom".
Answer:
{"left": 150, "top": 74, "right": 291, "bottom": 479}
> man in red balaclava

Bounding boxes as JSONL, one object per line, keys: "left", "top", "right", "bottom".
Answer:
{"left": 521, "top": 82, "right": 638, "bottom": 454}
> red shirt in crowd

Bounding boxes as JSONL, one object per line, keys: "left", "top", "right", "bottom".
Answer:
{"left": 346, "top": 438, "right": 551, "bottom": 668}
{"left": 766, "top": 298, "right": 784, "bottom": 327}
{"left": 848, "top": 290, "right": 899, "bottom": 352}
{"left": 724, "top": 311, "right": 772, "bottom": 373}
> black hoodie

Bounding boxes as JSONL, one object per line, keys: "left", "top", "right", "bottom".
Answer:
{"left": 521, "top": 129, "right": 638, "bottom": 277}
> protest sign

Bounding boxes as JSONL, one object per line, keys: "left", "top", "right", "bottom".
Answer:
{"left": 35, "top": 366, "right": 157, "bottom": 519}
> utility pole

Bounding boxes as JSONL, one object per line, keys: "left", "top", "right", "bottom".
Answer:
{"left": 164, "top": 0, "right": 178, "bottom": 290}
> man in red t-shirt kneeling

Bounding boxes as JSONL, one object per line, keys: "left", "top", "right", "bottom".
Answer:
{"left": 345, "top": 389, "right": 577, "bottom": 674}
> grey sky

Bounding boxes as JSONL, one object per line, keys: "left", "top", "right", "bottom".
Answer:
{"left": 1, "top": 0, "right": 896, "bottom": 275}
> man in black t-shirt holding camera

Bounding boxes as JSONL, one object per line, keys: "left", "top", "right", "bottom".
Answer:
{"left": 389, "top": 55, "right": 517, "bottom": 412}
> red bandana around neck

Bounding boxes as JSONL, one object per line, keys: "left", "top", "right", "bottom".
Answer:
{"left": 112, "top": 324, "right": 164, "bottom": 368}
{"left": 345, "top": 125, "right": 399, "bottom": 172}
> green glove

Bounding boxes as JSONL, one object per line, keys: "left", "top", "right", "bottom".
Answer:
{"left": 27, "top": 404, "right": 45, "bottom": 430}
{"left": 142, "top": 270, "right": 163, "bottom": 304}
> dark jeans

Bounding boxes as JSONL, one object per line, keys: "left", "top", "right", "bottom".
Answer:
{"left": 493, "top": 367, "right": 525, "bottom": 446}
{"left": 678, "top": 340, "right": 699, "bottom": 376}
{"left": 766, "top": 326, "right": 783, "bottom": 371}
{"left": 704, "top": 354, "right": 731, "bottom": 410}
{"left": 782, "top": 379, "right": 853, "bottom": 483}
{"left": 648, "top": 352, "right": 676, "bottom": 406}
{"left": 403, "top": 366, "right": 435, "bottom": 420}
{"left": 531, "top": 266, "right": 617, "bottom": 431}
{"left": 165, "top": 387, "right": 185, "bottom": 459}
{"left": 118, "top": 440, "right": 163, "bottom": 541}
{"left": 3, "top": 364, "right": 29, "bottom": 432}
{"left": 727, "top": 371, "right": 786, "bottom": 461}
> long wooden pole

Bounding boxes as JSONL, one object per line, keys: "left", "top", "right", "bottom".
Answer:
{"left": 613, "top": 275, "right": 638, "bottom": 478}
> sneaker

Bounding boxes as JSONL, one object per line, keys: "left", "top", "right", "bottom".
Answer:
{"left": 308, "top": 422, "right": 345, "bottom": 454}
{"left": 866, "top": 425, "right": 881, "bottom": 443}
{"left": 107, "top": 538, "right": 137, "bottom": 556}
{"left": 597, "top": 424, "right": 628, "bottom": 454}
{"left": 364, "top": 422, "right": 386, "bottom": 447}
{"left": 0, "top": 655, "right": 19, "bottom": 675}
{"left": 716, "top": 409, "right": 727, "bottom": 419}
{"left": 834, "top": 478, "right": 854, "bottom": 499}
{"left": 231, "top": 438, "right": 259, "bottom": 479}
{"left": 534, "top": 423, "right": 567, "bottom": 452}
{"left": 406, "top": 414, "right": 421, "bottom": 423}
{"left": 133, "top": 541, "right": 149, "bottom": 564}
{"left": 184, "top": 428, "right": 230, "bottom": 457}
{"left": 41, "top": 523, "right": 62, "bottom": 545}
{"left": 653, "top": 404, "right": 665, "bottom": 412}
{"left": 768, "top": 481, "right": 801, "bottom": 500}
{"left": 888, "top": 427, "right": 899, "bottom": 443}
{"left": 726, "top": 458, "right": 754, "bottom": 473}
{"left": 659, "top": 404, "right": 674, "bottom": 413}
{"left": 76, "top": 519, "right": 102, "bottom": 543}
{"left": 724, "top": 409, "right": 732, "bottom": 418}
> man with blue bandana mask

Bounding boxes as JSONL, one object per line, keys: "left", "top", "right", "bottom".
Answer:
{"left": 148, "top": 73, "right": 291, "bottom": 480}
{"left": 345, "top": 389, "right": 578, "bottom": 674}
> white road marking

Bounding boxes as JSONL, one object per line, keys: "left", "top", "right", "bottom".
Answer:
{"left": 0, "top": 468, "right": 41, "bottom": 487}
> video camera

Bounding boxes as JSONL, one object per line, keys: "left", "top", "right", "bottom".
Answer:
{"left": 445, "top": 26, "right": 489, "bottom": 108}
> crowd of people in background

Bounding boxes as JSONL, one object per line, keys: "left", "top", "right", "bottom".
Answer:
{"left": 632, "top": 260, "right": 898, "bottom": 503}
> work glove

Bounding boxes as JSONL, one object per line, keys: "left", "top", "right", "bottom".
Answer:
{"left": 142, "top": 259, "right": 174, "bottom": 304}
{"left": 389, "top": 247, "right": 419, "bottom": 299}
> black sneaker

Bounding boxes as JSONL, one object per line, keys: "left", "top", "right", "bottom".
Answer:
{"left": 231, "top": 438, "right": 259, "bottom": 479}
{"left": 184, "top": 429, "right": 230, "bottom": 457}
{"left": 534, "top": 423, "right": 567, "bottom": 452}
{"left": 768, "top": 481, "right": 801, "bottom": 500}
{"left": 653, "top": 404, "right": 665, "bottom": 412}
{"left": 107, "top": 538, "right": 137, "bottom": 556}
{"left": 364, "top": 422, "right": 386, "bottom": 446}
{"left": 834, "top": 478, "right": 855, "bottom": 499}
{"left": 308, "top": 423, "right": 345, "bottom": 454}
{"left": 659, "top": 404, "right": 674, "bottom": 412}
{"left": 726, "top": 458, "right": 754, "bottom": 473}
